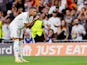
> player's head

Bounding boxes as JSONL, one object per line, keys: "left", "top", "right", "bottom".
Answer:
{"left": 29, "top": 7, "right": 37, "bottom": 16}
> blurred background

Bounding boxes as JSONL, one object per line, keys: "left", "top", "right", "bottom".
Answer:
{"left": 0, "top": 0, "right": 87, "bottom": 43}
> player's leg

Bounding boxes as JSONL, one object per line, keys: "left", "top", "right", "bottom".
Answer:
{"left": 19, "top": 30, "right": 29, "bottom": 62}
{"left": 13, "top": 39, "right": 23, "bottom": 63}
{"left": 9, "top": 26, "right": 23, "bottom": 63}
{"left": 19, "top": 40, "right": 29, "bottom": 62}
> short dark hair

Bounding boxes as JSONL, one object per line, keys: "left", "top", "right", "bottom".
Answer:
{"left": 53, "top": 11, "right": 57, "bottom": 13}
{"left": 45, "top": 15, "right": 49, "bottom": 18}
{"left": 48, "top": 29, "right": 54, "bottom": 33}
{"left": 56, "top": 6, "right": 59, "bottom": 9}
{"left": 29, "top": 7, "right": 36, "bottom": 10}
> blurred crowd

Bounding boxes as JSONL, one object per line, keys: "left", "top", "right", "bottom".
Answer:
{"left": 0, "top": 0, "right": 87, "bottom": 43}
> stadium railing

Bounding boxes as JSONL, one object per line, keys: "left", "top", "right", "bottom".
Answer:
{"left": 53, "top": 40, "right": 87, "bottom": 43}
{"left": 0, "top": 39, "right": 87, "bottom": 44}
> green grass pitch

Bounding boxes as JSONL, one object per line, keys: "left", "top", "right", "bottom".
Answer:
{"left": 0, "top": 56, "right": 87, "bottom": 65}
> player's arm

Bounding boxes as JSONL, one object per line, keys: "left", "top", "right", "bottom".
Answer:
{"left": 24, "top": 20, "right": 35, "bottom": 28}
{"left": 24, "top": 16, "right": 39, "bottom": 28}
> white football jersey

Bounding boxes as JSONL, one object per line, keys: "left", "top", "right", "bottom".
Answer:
{"left": 9, "top": 12, "right": 34, "bottom": 29}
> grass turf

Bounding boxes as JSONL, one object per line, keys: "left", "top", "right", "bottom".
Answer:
{"left": 0, "top": 56, "right": 87, "bottom": 65}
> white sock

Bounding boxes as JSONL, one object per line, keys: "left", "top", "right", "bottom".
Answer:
{"left": 13, "top": 40, "right": 20, "bottom": 60}
{"left": 19, "top": 40, "right": 23, "bottom": 59}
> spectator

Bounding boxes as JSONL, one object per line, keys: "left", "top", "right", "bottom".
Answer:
{"left": 78, "top": 7, "right": 87, "bottom": 26}
{"left": 48, "top": 0, "right": 59, "bottom": 14}
{"left": 64, "top": 9, "right": 72, "bottom": 39}
{"left": 59, "top": 0, "right": 67, "bottom": 12}
{"left": 24, "top": 28, "right": 35, "bottom": 43}
{"left": 71, "top": 8, "right": 78, "bottom": 22}
{"left": 17, "top": 7, "right": 23, "bottom": 15}
{"left": 2, "top": 17, "right": 11, "bottom": 40}
{"left": 56, "top": 6, "right": 64, "bottom": 20}
{"left": 49, "top": 11, "right": 61, "bottom": 33}
{"left": 6, "top": 0, "right": 13, "bottom": 10}
{"left": 41, "top": 0, "right": 49, "bottom": 6}
{"left": 38, "top": 1, "right": 45, "bottom": 13}
{"left": 0, "top": 11, "right": 10, "bottom": 23}
{"left": 9, "top": 3, "right": 17, "bottom": 20}
{"left": 13, "top": 0, "right": 24, "bottom": 11}
{"left": 84, "top": 1, "right": 87, "bottom": 10}
{"left": 66, "top": 0, "right": 77, "bottom": 10}
{"left": 24, "top": 0, "right": 32, "bottom": 12}
{"left": 0, "top": 0, "right": 7, "bottom": 12}
{"left": 64, "top": 9, "right": 72, "bottom": 26}
{"left": 42, "top": 7, "right": 49, "bottom": 15}
{"left": 77, "top": 0, "right": 84, "bottom": 11}
{"left": 43, "top": 15, "right": 51, "bottom": 34}
{"left": 72, "top": 19, "right": 86, "bottom": 40}
{"left": 39, "top": 12, "right": 46, "bottom": 20}
{"left": 83, "top": 1, "right": 87, "bottom": 20}
{"left": 57, "top": 19, "right": 69, "bottom": 40}
{"left": 45, "top": 29, "right": 56, "bottom": 43}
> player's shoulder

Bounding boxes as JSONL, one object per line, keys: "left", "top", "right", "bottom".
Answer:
{"left": 20, "top": 12, "right": 28, "bottom": 15}
{"left": 22, "top": 12, "right": 28, "bottom": 14}
{"left": 16, "top": 12, "right": 28, "bottom": 18}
